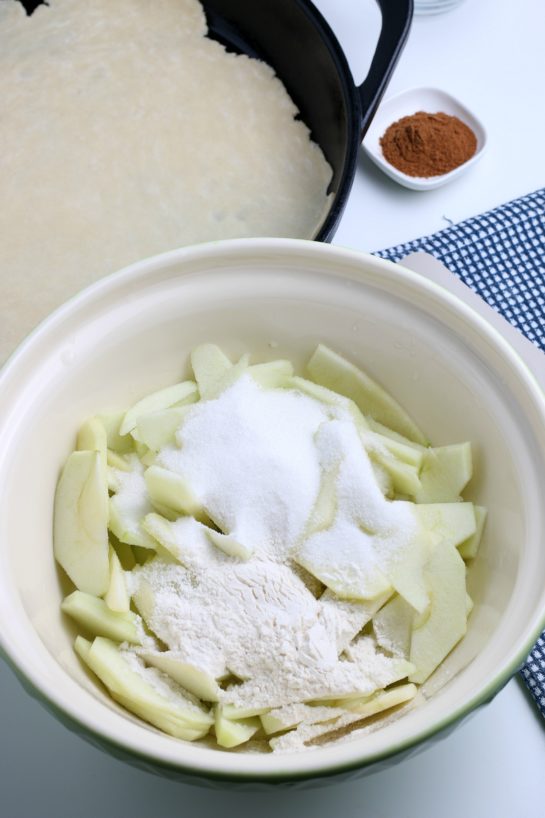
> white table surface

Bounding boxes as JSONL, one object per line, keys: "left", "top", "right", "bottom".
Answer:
{"left": 2, "top": 1, "right": 545, "bottom": 816}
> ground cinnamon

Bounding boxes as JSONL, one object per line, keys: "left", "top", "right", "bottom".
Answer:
{"left": 380, "top": 111, "right": 477, "bottom": 178}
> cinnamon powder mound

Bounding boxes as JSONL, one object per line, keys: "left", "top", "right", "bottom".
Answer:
{"left": 380, "top": 111, "right": 477, "bottom": 178}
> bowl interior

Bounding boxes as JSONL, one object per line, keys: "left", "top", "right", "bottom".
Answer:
{"left": 1, "top": 240, "right": 545, "bottom": 781}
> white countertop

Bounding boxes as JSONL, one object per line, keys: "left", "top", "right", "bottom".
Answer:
{"left": 2, "top": 0, "right": 545, "bottom": 815}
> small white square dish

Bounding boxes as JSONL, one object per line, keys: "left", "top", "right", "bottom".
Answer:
{"left": 362, "top": 87, "right": 487, "bottom": 190}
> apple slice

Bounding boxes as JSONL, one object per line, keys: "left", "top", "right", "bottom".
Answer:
{"left": 107, "top": 450, "right": 131, "bottom": 472}
{"left": 286, "top": 375, "right": 369, "bottom": 432}
{"left": 144, "top": 465, "right": 203, "bottom": 518}
{"left": 248, "top": 359, "right": 294, "bottom": 389}
{"left": 458, "top": 505, "right": 487, "bottom": 560}
{"left": 190, "top": 344, "right": 232, "bottom": 397}
{"left": 370, "top": 452, "right": 421, "bottom": 497}
{"left": 370, "top": 504, "right": 431, "bottom": 615}
{"left": 62, "top": 590, "right": 140, "bottom": 643}
{"left": 331, "top": 683, "right": 417, "bottom": 715}
{"left": 373, "top": 594, "right": 415, "bottom": 658}
{"left": 260, "top": 702, "right": 344, "bottom": 736}
{"left": 75, "top": 637, "right": 212, "bottom": 739}
{"left": 214, "top": 708, "right": 260, "bottom": 748}
{"left": 409, "top": 543, "right": 468, "bottom": 684}
{"left": 142, "top": 513, "right": 227, "bottom": 569}
{"left": 221, "top": 704, "right": 271, "bottom": 720}
{"left": 109, "top": 455, "right": 157, "bottom": 549}
{"left": 415, "top": 443, "right": 473, "bottom": 503}
{"left": 304, "top": 463, "right": 339, "bottom": 538}
{"left": 135, "top": 405, "right": 194, "bottom": 451}
{"left": 307, "top": 344, "right": 428, "bottom": 445}
{"left": 413, "top": 503, "right": 476, "bottom": 549}
{"left": 131, "top": 577, "right": 156, "bottom": 625}
{"left": 287, "top": 375, "right": 352, "bottom": 408}
{"left": 295, "top": 520, "right": 392, "bottom": 602}
{"left": 54, "top": 450, "right": 109, "bottom": 596}
{"left": 270, "top": 685, "right": 417, "bottom": 751}
{"left": 204, "top": 353, "right": 250, "bottom": 400}
{"left": 104, "top": 545, "right": 130, "bottom": 613}
{"left": 76, "top": 417, "right": 108, "bottom": 471}
{"left": 466, "top": 592, "right": 474, "bottom": 616}
{"left": 366, "top": 417, "right": 426, "bottom": 449}
{"left": 97, "top": 412, "right": 134, "bottom": 454}
{"left": 365, "top": 430, "right": 424, "bottom": 469}
{"left": 207, "top": 529, "right": 253, "bottom": 560}
{"left": 119, "top": 381, "right": 198, "bottom": 437}
{"left": 140, "top": 650, "right": 223, "bottom": 702}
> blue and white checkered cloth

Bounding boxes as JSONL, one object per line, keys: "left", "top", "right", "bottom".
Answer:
{"left": 377, "top": 187, "right": 545, "bottom": 717}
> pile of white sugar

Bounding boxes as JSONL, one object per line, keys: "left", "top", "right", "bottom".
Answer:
{"left": 0, "top": 0, "right": 332, "bottom": 361}
{"left": 125, "top": 375, "right": 418, "bottom": 734}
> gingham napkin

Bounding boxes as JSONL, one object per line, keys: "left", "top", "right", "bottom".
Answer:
{"left": 376, "top": 187, "right": 545, "bottom": 717}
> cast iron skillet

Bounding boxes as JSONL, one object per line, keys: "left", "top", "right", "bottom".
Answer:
{"left": 23, "top": 0, "right": 413, "bottom": 242}
{"left": 201, "top": 0, "right": 413, "bottom": 241}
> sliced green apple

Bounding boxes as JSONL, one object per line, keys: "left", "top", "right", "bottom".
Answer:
{"left": 119, "top": 381, "right": 198, "bottom": 437}
{"left": 109, "top": 455, "right": 157, "bottom": 549}
{"left": 190, "top": 343, "right": 232, "bottom": 398}
{"left": 287, "top": 375, "right": 352, "bottom": 409}
{"left": 409, "top": 543, "right": 468, "bottom": 684}
{"left": 62, "top": 590, "right": 140, "bottom": 643}
{"left": 54, "top": 450, "right": 109, "bottom": 596}
{"left": 248, "top": 359, "right": 294, "bottom": 389}
{"left": 75, "top": 637, "right": 212, "bottom": 739}
{"left": 107, "top": 450, "right": 131, "bottom": 472}
{"left": 140, "top": 650, "right": 223, "bottom": 702}
{"left": 221, "top": 704, "right": 271, "bottom": 720}
{"left": 332, "top": 683, "right": 417, "bottom": 715}
{"left": 204, "top": 353, "right": 250, "bottom": 400}
{"left": 304, "top": 464, "right": 339, "bottom": 537}
{"left": 466, "top": 592, "right": 474, "bottom": 616}
{"left": 366, "top": 417, "right": 426, "bottom": 449}
{"left": 295, "top": 522, "right": 392, "bottom": 602}
{"left": 132, "top": 577, "right": 156, "bottom": 625}
{"left": 144, "top": 465, "right": 203, "bottom": 518}
{"left": 287, "top": 375, "right": 369, "bottom": 431}
{"left": 372, "top": 507, "right": 431, "bottom": 615}
{"left": 415, "top": 443, "right": 473, "bottom": 503}
{"left": 104, "top": 545, "right": 130, "bottom": 613}
{"left": 207, "top": 529, "right": 253, "bottom": 560}
{"left": 365, "top": 430, "right": 424, "bottom": 469}
{"left": 260, "top": 703, "right": 342, "bottom": 736}
{"left": 458, "top": 505, "right": 487, "bottom": 560}
{"left": 76, "top": 417, "right": 108, "bottom": 471}
{"left": 215, "top": 708, "right": 260, "bottom": 748}
{"left": 373, "top": 594, "right": 414, "bottom": 658}
{"left": 371, "top": 452, "right": 421, "bottom": 496}
{"left": 413, "top": 503, "right": 476, "bottom": 549}
{"left": 135, "top": 405, "right": 195, "bottom": 451}
{"left": 97, "top": 412, "right": 134, "bottom": 454}
{"left": 260, "top": 705, "right": 307, "bottom": 736}
{"left": 307, "top": 344, "right": 428, "bottom": 445}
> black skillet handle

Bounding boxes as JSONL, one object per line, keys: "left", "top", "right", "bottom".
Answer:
{"left": 358, "top": 0, "right": 413, "bottom": 137}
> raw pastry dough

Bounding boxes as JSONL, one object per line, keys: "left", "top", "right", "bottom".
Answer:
{"left": 0, "top": 0, "right": 332, "bottom": 362}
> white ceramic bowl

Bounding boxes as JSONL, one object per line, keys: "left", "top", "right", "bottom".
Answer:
{"left": 363, "top": 87, "right": 487, "bottom": 190}
{"left": 1, "top": 239, "right": 545, "bottom": 787}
